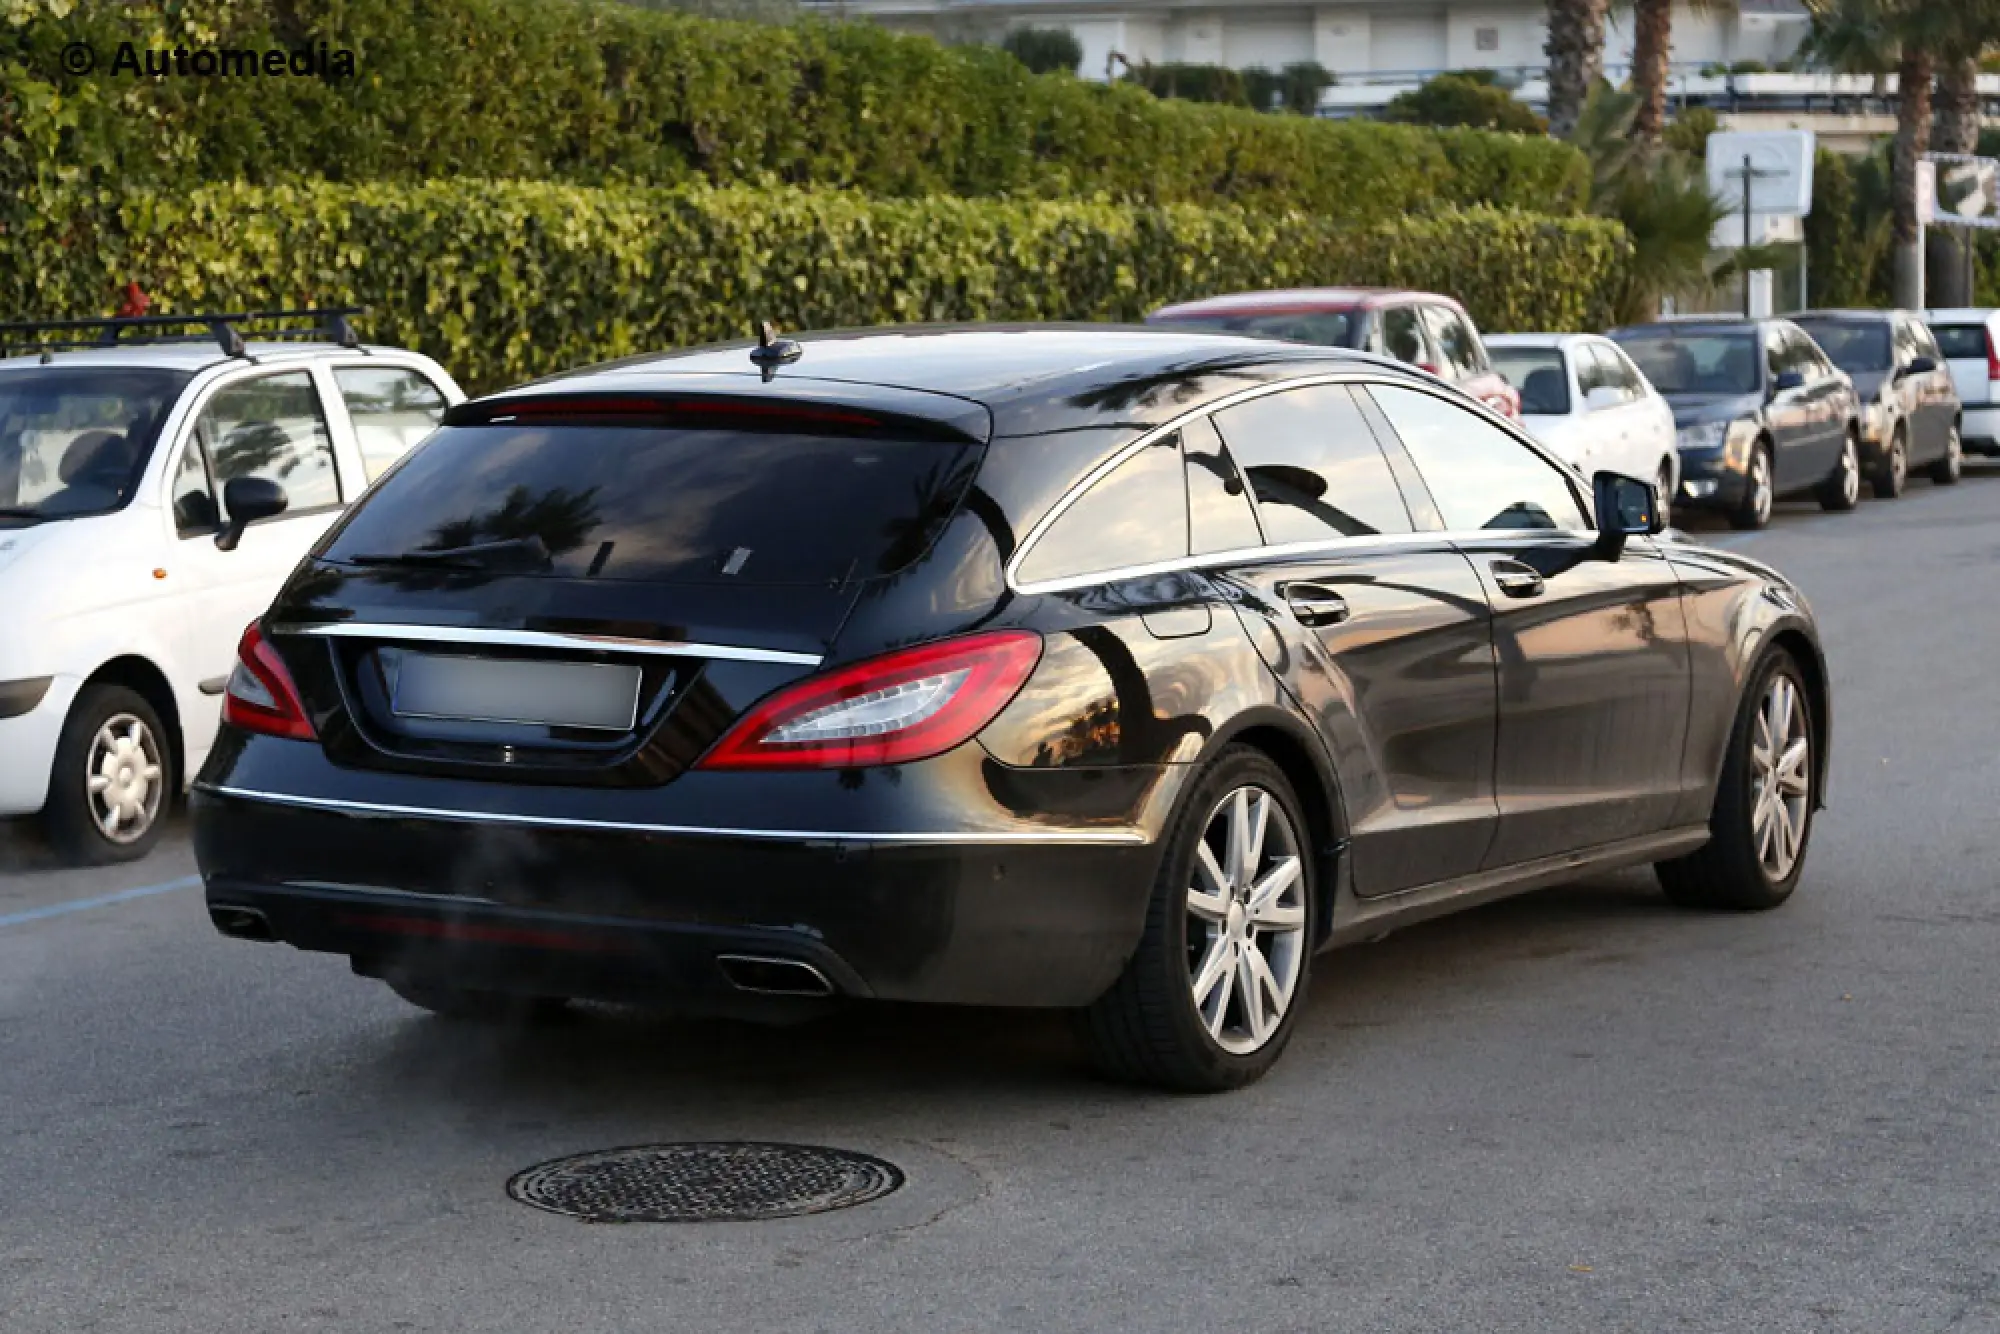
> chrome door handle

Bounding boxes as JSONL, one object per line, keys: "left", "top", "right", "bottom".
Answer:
{"left": 1491, "top": 560, "right": 1545, "bottom": 599}
{"left": 1281, "top": 582, "right": 1351, "bottom": 627}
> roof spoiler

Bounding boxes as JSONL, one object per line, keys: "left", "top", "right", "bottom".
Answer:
{"left": 445, "top": 389, "right": 991, "bottom": 444}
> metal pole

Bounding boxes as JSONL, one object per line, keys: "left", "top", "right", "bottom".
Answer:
{"left": 1743, "top": 155, "right": 1754, "bottom": 318}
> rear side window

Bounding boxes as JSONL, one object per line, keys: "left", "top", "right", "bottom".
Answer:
{"left": 1212, "top": 384, "right": 1412, "bottom": 542}
{"left": 1016, "top": 433, "right": 1188, "bottom": 585}
{"left": 1931, "top": 324, "right": 1988, "bottom": 359}
{"left": 334, "top": 367, "right": 449, "bottom": 482}
{"left": 1424, "top": 307, "right": 1486, "bottom": 378}
{"left": 323, "top": 425, "right": 983, "bottom": 585}
{"left": 1377, "top": 308, "right": 1428, "bottom": 366}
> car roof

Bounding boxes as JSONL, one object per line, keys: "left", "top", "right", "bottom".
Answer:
{"left": 1485, "top": 332, "right": 1597, "bottom": 350}
{"left": 1793, "top": 309, "right": 1903, "bottom": 322}
{"left": 0, "top": 342, "right": 410, "bottom": 374}
{"left": 1926, "top": 308, "right": 2000, "bottom": 321}
{"left": 1147, "top": 288, "right": 1455, "bottom": 319}
{"left": 495, "top": 324, "right": 1423, "bottom": 438}
{"left": 1613, "top": 319, "right": 1770, "bottom": 335}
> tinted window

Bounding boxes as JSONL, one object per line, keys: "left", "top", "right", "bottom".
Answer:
{"left": 1017, "top": 433, "right": 1189, "bottom": 585}
{"left": 199, "top": 371, "right": 341, "bottom": 514}
{"left": 1785, "top": 328, "right": 1833, "bottom": 380}
{"left": 1795, "top": 322, "right": 1888, "bottom": 373}
{"left": 1931, "top": 323, "right": 1988, "bottom": 359}
{"left": 1615, "top": 331, "right": 1760, "bottom": 395}
{"left": 0, "top": 367, "right": 188, "bottom": 522}
{"left": 1368, "top": 383, "right": 1588, "bottom": 532}
{"left": 334, "top": 367, "right": 449, "bottom": 482}
{"left": 1378, "top": 307, "right": 1429, "bottom": 366}
{"left": 324, "top": 425, "right": 983, "bottom": 585}
{"left": 1573, "top": 344, "right": 1613, "bottom": 397}
{"left": 1212, "top": 384, "right": 1411, "bottom": 542}
{"left": 1491, "top": 348, "right": 1570, "bottom": 415}
{"left": 1182, "top": 416, "right": 1264, "bottom": 554}
{"left": 1599, "top": 343, "right": 1648, "bottom": 398}
{"left": 1150, "top": 310, "right": 1356, "bottom": 348}
{"left": 1424, "top": 306, "right": 1485, "bottom": 379}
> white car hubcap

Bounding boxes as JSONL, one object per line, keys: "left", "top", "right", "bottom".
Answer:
{"left": 86, "top": 714, "right": 164, "bottom": 844}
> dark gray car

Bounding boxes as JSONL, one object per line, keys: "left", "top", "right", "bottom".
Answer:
{"left": 1794, "top": 310, "right": 1963, "bottom": 496}
{"left": 1610, "top": 318, "right": 1862, "bottom": 530}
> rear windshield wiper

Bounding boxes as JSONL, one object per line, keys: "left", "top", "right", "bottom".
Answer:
{"left": 346, "top": 535, "right": 551, "bottom": 570}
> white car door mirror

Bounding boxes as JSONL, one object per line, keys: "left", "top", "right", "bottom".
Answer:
{"left": 1584, "top": 386, "right": 1625, "bottom": 412}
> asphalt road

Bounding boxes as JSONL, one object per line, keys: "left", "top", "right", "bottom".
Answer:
{"left": 5, "top": 471, "right": 1999, "bottom": 1334}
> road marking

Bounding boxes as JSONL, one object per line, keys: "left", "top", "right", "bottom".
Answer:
{"left": 0, "top": 874, "right": 202, "bottom": 930}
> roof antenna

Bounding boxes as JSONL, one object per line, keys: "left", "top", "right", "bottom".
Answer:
{"left": 748, "top": 318, "right": 802, "bottom": 383}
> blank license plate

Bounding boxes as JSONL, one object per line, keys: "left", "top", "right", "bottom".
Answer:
{"left": 391, "top": 654, "right": 641, "bottom": 731}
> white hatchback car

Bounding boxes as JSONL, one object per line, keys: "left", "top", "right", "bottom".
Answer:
{"left": 1486, "top": 333, "right": 1679, "bottom": 505}
{"left": 0, "top": 311, "right": 463, "bottom": 862}
{"left": 1924, "top": 308, "right": 2000, "bottom": 458}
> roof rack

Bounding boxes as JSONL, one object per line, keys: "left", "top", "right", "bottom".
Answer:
{"left": 0, "top": 308, "right": 365, "bottom": 362}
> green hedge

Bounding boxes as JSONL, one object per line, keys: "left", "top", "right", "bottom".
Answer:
{"left": 3, "top": 180, "right": 1629, "bottom": 394}
{"left": 2, "top": 0, "right": 1587, "bottom": 221}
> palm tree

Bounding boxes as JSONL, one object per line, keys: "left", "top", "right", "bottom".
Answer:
{"left": 1545, "top": 0, "right": 1610, "bottom": 139}
{"left": 1630, "top": 1, "right": 1737, "bottom": 151}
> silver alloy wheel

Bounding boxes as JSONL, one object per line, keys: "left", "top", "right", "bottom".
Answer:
{"left": 1890, "top": 431, "right": 1908, "bottom": 489}
{"left": 1656, "top": 461, "right": 1675, "bottom": 523}
{"left": 1748, "top": 675, "right": 1810, "bottom": 882}
{"left": 1837, "top": 436, "right": 1859, "bottom": 506}
{"left": 1946, "top": 426, "right": 1963, "bottom": 478}
{"left": 85, "top": 713, "right": 164, "bottom": 845}
{"left": 1750, "top": 449, "right": 1773, "bottom": 526}
{"left": 1185, "top": 785, "right": 1306, "bottom": 1055}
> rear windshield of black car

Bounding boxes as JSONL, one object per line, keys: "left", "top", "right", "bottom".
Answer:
{"left": 1150, "top": 310, "right": 1356, "bottom": 348}
{"left": 1614, "top": 332, "right": 1759, "bottom": 396}
{"left": 321, "top": 424, "right": 983, "bottom": 585}
{"left": 1931, "top": 324, "right": 1990, "bottom": 359}
{"left": 1795, "top": 321, "right": 1889, "bottom": 373}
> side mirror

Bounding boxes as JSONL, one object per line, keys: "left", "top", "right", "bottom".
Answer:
{"left": 1901, "top": 355, "right": 1937, "bottom": 378}
{"left": 1771, "top": 370, "right": 1806, "bottom": 396}
{"left": 1592, "top": 470, "right": 1665, "bottom": 559}
{"left": 1584, "top": 385, "right": 1625, "bottom": 412}
{"left": 216, "top": 476, "right": 288, "bottom": 552}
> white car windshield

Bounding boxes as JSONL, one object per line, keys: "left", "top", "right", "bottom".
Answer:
{"left": 0, "top": 367, "right": 190, "bottom": 523}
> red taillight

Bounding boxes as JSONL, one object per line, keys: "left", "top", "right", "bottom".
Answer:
{"left": 697, "top": 631, "right": 1043, "bottom": 771}
{"left": 1985, "top": 328, "right": 1999, "bottom": 382}
{"left": 221, "top": 622, "right": 316, "bottom": 741}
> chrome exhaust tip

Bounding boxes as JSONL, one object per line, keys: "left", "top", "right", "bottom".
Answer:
{"left": 716, "top": 954, "right": 836, "bottom": 998}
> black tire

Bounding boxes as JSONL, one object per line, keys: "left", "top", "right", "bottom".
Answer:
{"left": 1930, "top": 422, "right": 1964, "bottom": 485}
{"left": 1656, "top": 651, "right": 1817, "bottom": 912}
{"left": 385, "top": 977, "right": 570, "bottom": 1023}
{"left": 41, "top": 684, "right": 172, "bottom": 866}
{"left": 1728, "top": 440, "right": 1774, "bottom": 531}
{"left": 1816, "top": 430, "right": 1860, "bottom": 511}
{"left": 1079, "top": 745, "right": 1318, "bottom": 1093}
{"left": 1871, "top": 425, "right": 1908, "bottom": 499}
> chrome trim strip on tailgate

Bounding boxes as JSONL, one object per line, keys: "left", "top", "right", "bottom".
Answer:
{"left": 273, "top": 621, "right": 824, "bottom": 667}
{"left": 200, "top": 785, "right": 1150, "bottom": 846}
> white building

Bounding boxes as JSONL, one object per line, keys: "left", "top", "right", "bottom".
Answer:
{"left": 826, "top": 1, "right": 1814, "bottom": 91}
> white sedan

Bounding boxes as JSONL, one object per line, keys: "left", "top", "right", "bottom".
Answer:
{"left": 1487, "top": 333, "right": 1680, "bottom": 507}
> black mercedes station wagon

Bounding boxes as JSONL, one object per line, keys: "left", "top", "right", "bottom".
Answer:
{"left": 192, "top": 327, "right": 1831, "bottom": 1091}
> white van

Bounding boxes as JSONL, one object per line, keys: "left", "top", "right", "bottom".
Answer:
{"left": 0, "top": 312, "right": 463, "bottom": 862}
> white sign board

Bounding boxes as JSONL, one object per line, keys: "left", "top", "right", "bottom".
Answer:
{"left": 1917, "top": 159, "right": 1937, "bottom": 226}
{"left": 1926, "top": 154, "right": 2000, "bottom": 229}
{"left": 1706, "top": 129, "right": 1816, "bottom": 218}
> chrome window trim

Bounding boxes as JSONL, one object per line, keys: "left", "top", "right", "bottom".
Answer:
{"left": 1005, "top": 369, "right": 1595, "bottom": 596}
{"left": 273, "top": 621, "right": 824, "bottom": 667}
{"left": 201, "top": 784, "right": 1147, "bottom": 846}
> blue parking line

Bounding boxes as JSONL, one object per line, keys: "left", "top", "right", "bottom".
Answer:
{"left": 0, "top": 874, "right": 202, "bottom": 930}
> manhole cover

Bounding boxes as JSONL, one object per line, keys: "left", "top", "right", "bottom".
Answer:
{"left": 507, "top": 1142, "right": 905, "bottom": 1223}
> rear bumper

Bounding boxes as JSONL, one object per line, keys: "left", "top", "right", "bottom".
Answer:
{"left": 190, "top": 779, "right": 1165, "bottom": 1009}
